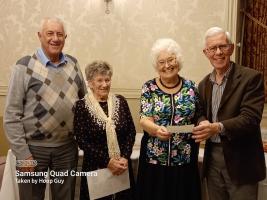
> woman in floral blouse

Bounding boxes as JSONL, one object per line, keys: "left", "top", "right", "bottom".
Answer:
{"left": 74, "top": 61, "right": 136, "bottom": 200}
{"left": 136, "top": 38, "right": 202, "bottom": 200}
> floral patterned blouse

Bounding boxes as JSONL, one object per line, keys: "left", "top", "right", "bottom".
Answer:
{"left": 140, "top": 78, "right": 201, "bottom": 166}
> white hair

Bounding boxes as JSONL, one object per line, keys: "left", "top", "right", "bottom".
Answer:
{"left": 151, "top": 38, "right": 183, "bottom": 70}
{"left": 204, "top": 27, "right": 232, "bottom": 47}
{"left": 39, "top": 17, "right": 66, "bottom": 35}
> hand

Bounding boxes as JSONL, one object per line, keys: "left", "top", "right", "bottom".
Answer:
{"left": 192, "top": 120, "right": 220, "bottom": 143}
{"left": 118, "top": 157, "right": 128, "bottom": 168}
{"left": 155, "top": 126, "right": 171, "bottom": 141}
{"left": 16, "top": 155, "right": 35, "bottom": 172}
{"left": 107, "top": 157, "right": 128, "bottom": 176}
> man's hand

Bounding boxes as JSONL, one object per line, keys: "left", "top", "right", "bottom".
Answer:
{"left": 16, "top": 155, "right": 35, "bottom": 172}
{"left": 192, "top": 120, "right": 220, "bottom": 143}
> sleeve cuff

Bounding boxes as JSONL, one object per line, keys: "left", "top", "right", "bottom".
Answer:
{"left": 11, "top": 145, "right": 32, "bottom": 160}
{"left": 218, "top": 122, "right": 226, "bottom": 136}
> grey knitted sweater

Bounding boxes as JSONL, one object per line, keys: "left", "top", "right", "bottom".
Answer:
{"left": 4, "top": 52, "right": 86, "bottom": 159}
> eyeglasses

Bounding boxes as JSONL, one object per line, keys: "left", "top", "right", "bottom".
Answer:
{"left": 205, "top": 44, "right": 232, "bottom": 54}
{"left": 157, "top": 57, "right": 176, "bottom": 67}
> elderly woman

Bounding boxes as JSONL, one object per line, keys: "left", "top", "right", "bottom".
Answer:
{"left": 136, "top": 38, "right": 202, "bottom": 200}
{"left": 74, "top": 61, "right": 136, "bottom": 200}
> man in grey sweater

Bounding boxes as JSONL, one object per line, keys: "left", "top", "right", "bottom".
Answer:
{"left": 4, "top": 17, "right": 86, "bottom": 200}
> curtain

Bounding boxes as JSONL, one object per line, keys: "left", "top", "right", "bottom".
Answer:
{"left": 241, "top": 0, "right": 267, "bottom": 100}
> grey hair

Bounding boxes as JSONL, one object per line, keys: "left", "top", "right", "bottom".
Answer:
{"left": 151, "top": 38, "right": 183, "bottom": 70}
{"left": 204, "top": 27, "right": 232, "bottom": 46}
{"left": 85, "top": 61, "right": 113, "bottom": 81}
{"left": 39, "top": 17, "right": 66, "bottom": 34}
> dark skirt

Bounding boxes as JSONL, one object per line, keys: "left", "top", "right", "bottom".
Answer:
{"left": 136, "top": 133, "right": 201, "bottom": 200}
{"left": 136, "top": 161, "right": 201, "bottom": 200}
{"left": 80, "top": 158, "right": 136, "bottom": 200}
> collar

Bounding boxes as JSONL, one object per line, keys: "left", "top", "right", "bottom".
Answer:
{"left": 209, "top": 62, "right": 233, "bottom": 84}
{"left": 36, "top": 48, "right": 67, "bottom": 68}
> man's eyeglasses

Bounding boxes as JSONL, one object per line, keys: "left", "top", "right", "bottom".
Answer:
{"left": 157, "top": 57, "right": 176, "bottom": 67}
{"left": 205, "top": 44, "right": 232, "bottom": 54}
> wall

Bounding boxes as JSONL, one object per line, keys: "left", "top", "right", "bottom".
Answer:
{"left": 0, "top": 0, "right": 229, "bottom": 88}
{"left": 0, "top": 0, "right": 235, "bottom": 155}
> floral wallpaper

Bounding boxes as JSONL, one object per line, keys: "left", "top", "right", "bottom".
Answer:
{"left": 0, "top": 0, "right": 228, "bottom": 90}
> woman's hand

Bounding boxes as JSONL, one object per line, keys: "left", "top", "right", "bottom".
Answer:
{"left": 140, "top": 117, "right": 171, "bottom": 141}
{"left": 107, "top": 157, "right": 128, "bottom": 176}
{"left": 155, "top": 126, "right": 171, "bottom": 141}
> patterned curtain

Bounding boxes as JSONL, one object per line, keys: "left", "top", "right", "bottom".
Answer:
{"left": 241, "top": 0, "right": 267, "bottom": 100}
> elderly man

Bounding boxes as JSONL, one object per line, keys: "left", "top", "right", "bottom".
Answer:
{"left": 192, "top": 27, "right": 266, "bottom": 200}
{"left": 4, "top": 17, "right": 86, "bottom": 200}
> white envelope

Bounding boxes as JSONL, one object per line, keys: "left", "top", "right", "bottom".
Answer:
{"left": 87, "top": 168, "right": 130, "bottom": 200}
{"left": 166, "top": 124, "right": 194, "bottom": 133}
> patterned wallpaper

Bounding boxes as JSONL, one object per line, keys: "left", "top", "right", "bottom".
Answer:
{"left": 0, "top": 0, "right": 228, "bottom": 90}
